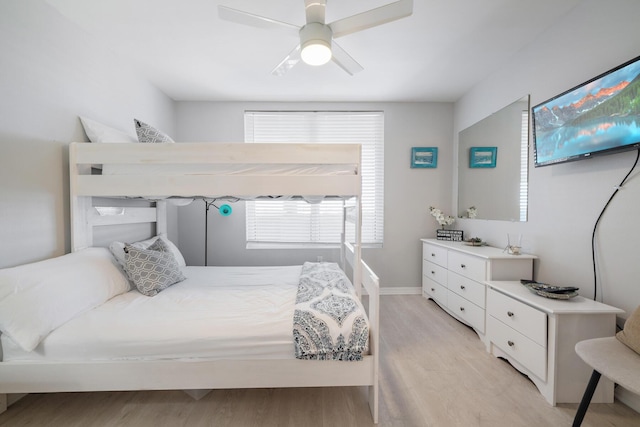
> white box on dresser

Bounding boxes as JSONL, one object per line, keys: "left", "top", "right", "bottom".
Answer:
{"left": 486, "top": 280, "right": 624, "bottom": 406}
{"left": 421, "top": 239, "right": 536, "bottom": 342}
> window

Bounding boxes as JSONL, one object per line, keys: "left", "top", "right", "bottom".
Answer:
{"left": 520, "top": 110, "right": 529, "bottom": 222}
{"left": 245, "top": 111, "right": 384, "bottom": 247}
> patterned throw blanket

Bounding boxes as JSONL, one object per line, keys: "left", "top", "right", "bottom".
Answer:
{"left": 293, "top": 262, "right": 369, "bottom": 361}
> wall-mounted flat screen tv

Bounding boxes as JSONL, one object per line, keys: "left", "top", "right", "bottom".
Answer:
{"left": 532, "top": 55, "right": 640, "bottom": 167}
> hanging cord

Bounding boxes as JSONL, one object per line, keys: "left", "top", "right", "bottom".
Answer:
{"left": 203, "top": 199, "right": 218, "bottom": 267}
{"left": 591, "top": 149, "right": 640, "bottom": 301}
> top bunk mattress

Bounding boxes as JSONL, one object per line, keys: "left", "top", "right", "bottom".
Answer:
{"left": 2, "top": 266, "right": 301, "bottom": 362}
{"left": 101, "top": 163, "right": 355, "bottom": 176}
{"left": 70, "top": 142, "right": 362, "bottom": 199}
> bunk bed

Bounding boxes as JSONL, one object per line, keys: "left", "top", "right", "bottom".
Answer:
{"left": 0, "top": 142, "right": 380, "bottom": 423}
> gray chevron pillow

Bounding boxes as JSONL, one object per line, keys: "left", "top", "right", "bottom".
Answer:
{"left": 134, "top": 118, "right": 175, "bottom": 143}
{"left": 124, "top": 239, "right": 185, "bottom": 296}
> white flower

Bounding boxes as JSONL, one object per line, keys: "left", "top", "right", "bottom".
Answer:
{"left": 429, "top": 206, "right": 455, "bottom": 226}
{"left": 467, "top": 206, "right": 477, "bottom": 219}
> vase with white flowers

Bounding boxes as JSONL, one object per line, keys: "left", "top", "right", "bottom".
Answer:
{"left": 430, "top": 206, "right": 463, "bottom": 241}
{"left": 429, "top": 206, "right": 455, "bottom": 229}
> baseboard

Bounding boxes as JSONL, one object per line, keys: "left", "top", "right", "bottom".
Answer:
{"left": 380, "top": 286, "right": 421, "bottom": 295}
{"left": 616, "top": 386, "right": 640, "bottom": 414}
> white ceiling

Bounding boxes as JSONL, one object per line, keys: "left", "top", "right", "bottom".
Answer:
{"left": 46, "top": 0, "right": 581, "bottom": 102}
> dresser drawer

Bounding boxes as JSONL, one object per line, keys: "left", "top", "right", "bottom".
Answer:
{"left": 487, "top": 289, "right": 547, "bottom": 347}
{"left": 422, "top": 260, "right": 448, "bottom": 286}
{"left": 448, "top": 251, "right": 486, "bottom": 282}
{"left": 488, "top": 315, "right": 547, "bottom": 380}
{"left": 423, "top": 243, "right": 448, "bottom": 268}
{"left": 448, "top": 272, "right": 486, "bottom": 308}
{"left": 423, "top": 277, "right": 447, "bottom": 307}
{"left": 447, "top": 290, "right": 485, "bottom": 333}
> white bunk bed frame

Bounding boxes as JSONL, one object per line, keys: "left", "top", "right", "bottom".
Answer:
{"left": 0, "top": 142, "right": 380, "bottom": 423}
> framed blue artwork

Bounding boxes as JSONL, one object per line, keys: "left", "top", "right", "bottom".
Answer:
{"left": 411, "top": 147, "right": 438, "bottom": 168}
{"left": 469, "top": 147, "right": 497, "bottom": 168}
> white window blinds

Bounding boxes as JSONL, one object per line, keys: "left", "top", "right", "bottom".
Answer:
{"left": 520, "top": 110, "right": 529, "bottom": 222}
{"left": 244, "top": 111, "right": 384, "bottom": 246}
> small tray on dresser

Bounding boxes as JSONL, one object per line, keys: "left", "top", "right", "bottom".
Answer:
{"left": 521, "top": 280, "right": 579, "bottom": 299}
{"left": 463, "top": 240, "right": 487, "bottom": 247}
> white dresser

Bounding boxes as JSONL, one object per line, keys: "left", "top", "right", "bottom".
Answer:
{"left": 486, "top": 280, "right": 623, "bottom": 405}
{"left": 421, "top": 239, "right": 536, "bottom": 341}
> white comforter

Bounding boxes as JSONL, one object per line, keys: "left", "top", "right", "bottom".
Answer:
{"left": 2, "top": 266, "right": 301, "bottom": 362}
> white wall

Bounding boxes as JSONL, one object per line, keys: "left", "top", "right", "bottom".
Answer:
{"left": 0, "top": 0, "right": 175, "bottom": 268}
{"left": 454, "top": 0, "right": 640, "bottom": 318}
{"left": 175, "top": 102, "right": 453, "bottom": 289}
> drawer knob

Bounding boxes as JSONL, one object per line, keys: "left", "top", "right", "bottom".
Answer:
{"left": 431, "top": 288, "right": 435, "bottom": 292}
{"left": 508, "top": 340, "right": 515, "bottom": 347}
{"left": 507, "top": 311, "right": 514, "bottom": 317}
{"left": 459, "top": 307, "right": 465, "bottom": 312}
{"left": 460, "top": 264, "right": 466, "bottom": 269}
{"left": 431, "top": 271, "right": 436, "bottom": 275}
{"left": 460, "top": 285, "right": 466, "bottom": 290}
{"left": 431, "top": 253, "right": 436, "bottom": 257}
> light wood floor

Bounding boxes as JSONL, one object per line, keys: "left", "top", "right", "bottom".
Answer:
{"left": 1, "top": 295, "right": 638, "bottom": 426}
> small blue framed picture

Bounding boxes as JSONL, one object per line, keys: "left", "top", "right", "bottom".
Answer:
{"left": 411, "top": 147, "right": 438, "bottom": 168}
{"left": 469, "top": 147, "right": 497, "bottom": 168}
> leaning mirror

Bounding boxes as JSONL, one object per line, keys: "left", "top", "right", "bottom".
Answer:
{"left": 458, "top": 95, "right": 530, "bottom": 221}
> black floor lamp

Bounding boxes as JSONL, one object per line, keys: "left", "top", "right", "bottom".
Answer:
{"left": 203, "top": 199, "right": 233, "bottom": 266}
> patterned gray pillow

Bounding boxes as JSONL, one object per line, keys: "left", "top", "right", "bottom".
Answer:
{"left": 134, "top": 118, "right": 175, "bottom": 143}
{"left": 124, "top": 239, "right": 185, "bottom": 296}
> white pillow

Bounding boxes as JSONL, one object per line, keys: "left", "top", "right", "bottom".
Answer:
{"left": 109, "top": 234, "right": 186, "bottom": 284}
{"left": 79, "top": 116, "right": 137, "bottom": 144}
{"left": 0, "top": 247, "right": 129, "bottom": 352}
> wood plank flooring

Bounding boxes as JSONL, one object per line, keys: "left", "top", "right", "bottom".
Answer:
{"left": 1, "top": 295, "right": 638, "bottom": 426}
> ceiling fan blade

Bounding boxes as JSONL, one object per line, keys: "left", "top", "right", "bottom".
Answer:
{"left": 271, "top": 45, "right": 302, "bottom": 76}
{"left": 331, "top": 41, "right": 364, "bottom": 75}
{"left": 218, "top": 5, "right": 300, "bottom": 35}
{"left": 329, "top": 0, "right": 413, "bottom": 38}
{"left": 305, "top": 0, "right": 327, "bottom": 24}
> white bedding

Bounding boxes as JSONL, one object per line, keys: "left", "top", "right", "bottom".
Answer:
{"left": 2, "top": 266, "right": 302, "bottom": 362}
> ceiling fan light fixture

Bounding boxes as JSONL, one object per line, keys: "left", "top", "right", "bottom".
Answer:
{"left": 219, "top": 0, "right": 414, "bottom": 75}
{"left": 301, "top": 41, "right": 331, "bottom": 66}
{"left": 299, "top": 22, "right": 332, "bottom": 66}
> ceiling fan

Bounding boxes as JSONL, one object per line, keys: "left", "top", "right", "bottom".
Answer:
{"left": 218, "top": 0, "right": 413, "bottom": 76}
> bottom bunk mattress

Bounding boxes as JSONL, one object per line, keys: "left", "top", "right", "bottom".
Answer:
{"left": 2, "top": 266, "right": 299, "bottom": 362}
{"left": 1, "top": 264, "right": 369, "bottom": 363}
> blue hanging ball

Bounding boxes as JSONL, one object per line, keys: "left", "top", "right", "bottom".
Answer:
{"left": 219, "top": 204, "right": 232, "bottom": 216}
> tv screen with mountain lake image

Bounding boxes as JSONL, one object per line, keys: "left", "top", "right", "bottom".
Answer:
{"left": 533, "top": 55, "right": 640, "bottom": 167}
